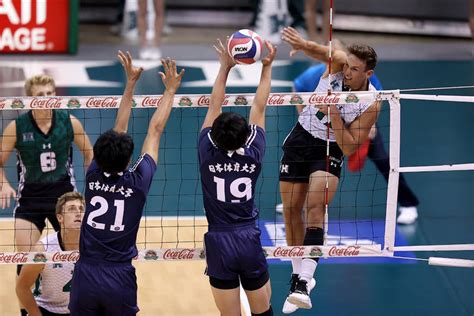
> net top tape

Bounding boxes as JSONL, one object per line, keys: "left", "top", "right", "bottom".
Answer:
{"left": 0, "top": 245, "right": 382, "bottom": 264}
{"left": 0, "top": 91, "right": 397, "bottom": 110}
{"left": 1, "top": 90, "right": 471, "bottom": 111}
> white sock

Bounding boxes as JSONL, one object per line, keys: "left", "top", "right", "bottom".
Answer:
{"left": 291, "top": 258, "right": 302, "bottom": 275}
{"left": 299, "top": 258, "right": 317, "bottom": 283}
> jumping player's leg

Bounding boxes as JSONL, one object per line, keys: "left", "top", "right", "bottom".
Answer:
{"left": 242, "top": 276, "right": 272, "bottom": 315}
{"left": 209, "top": 278, "right": 241, "bottom": 316}
{"left": 280, "top": 181, "right": 307, "bottom": 247}
{"left": 288, "top": 170, "right": 339, "bottom": 309}
{"left": 14, "top": 218, "right": 42, "bottom": 251}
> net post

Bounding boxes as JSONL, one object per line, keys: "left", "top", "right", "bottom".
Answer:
{"left": 384, "top": 92, "right": 401, "bottom": 255}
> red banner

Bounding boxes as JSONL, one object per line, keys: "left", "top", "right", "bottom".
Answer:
{"left": 0, "top": 0, "right": 70, "bottom": 53}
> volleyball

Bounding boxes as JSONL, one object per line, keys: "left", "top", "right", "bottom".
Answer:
{"left": 227, "top": 29, "right": 263, "bottom": 65}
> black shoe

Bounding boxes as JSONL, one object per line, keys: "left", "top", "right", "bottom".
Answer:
{"left": 288, "top": 279, "right": 312, "bottom": 309}
{"left": 288, "top": 273, "right": 299, "bottom": 294}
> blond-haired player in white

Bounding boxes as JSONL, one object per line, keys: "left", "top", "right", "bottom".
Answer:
{"left": 16, "top": 192, "right": 84, "bottom": 316}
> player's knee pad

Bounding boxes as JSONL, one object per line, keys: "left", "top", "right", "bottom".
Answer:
{"left": 17, "top": 264, "right": 23, "bottom": 275}
{"left": 209, "top": 276, "right": 239, "bottom": 290}
{"left": 252, "top": 305, "right": 273, "bottom": 316}
{"left": 240, "top": 270, "right": 269, "bottom": 291}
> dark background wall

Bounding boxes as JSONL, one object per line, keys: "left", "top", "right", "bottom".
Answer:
{"left": 79, "top": 0, "right": 470, "bottom": 21}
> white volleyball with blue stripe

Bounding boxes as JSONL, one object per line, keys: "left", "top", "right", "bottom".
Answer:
{"left": 227, "top": 29, "right": 263, "bottom": 65}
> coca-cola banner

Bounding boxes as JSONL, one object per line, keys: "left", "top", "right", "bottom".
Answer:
{"left": 0, "top": 0, "right": 78, "bottom": 53}
{"left": 0, "top": 245, "right": 382, "bottom": 264}
{"left": 0, "top": 91, "right": 387, "bottom": 110}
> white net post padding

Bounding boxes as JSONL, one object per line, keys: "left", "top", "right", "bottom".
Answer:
{"left": 384, "top": 92, "right": 474, "bottom": 267}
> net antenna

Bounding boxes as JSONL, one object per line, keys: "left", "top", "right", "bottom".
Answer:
{"left": 323, "top": 0, "right": 335, "bottom": 246}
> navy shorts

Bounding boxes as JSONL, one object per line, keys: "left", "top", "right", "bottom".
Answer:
{"left": 204, "top": 222, "right": 268, "bottom": 286}
{"left": 279, "top": 122, "right": 344, "bottom": 181}
{"left": 69, "top": 259, "right": 139, "bottom": 316}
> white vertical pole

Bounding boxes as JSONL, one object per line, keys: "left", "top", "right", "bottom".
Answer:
{"left": 384, "top": 92, "right": 401, "bottom": 255}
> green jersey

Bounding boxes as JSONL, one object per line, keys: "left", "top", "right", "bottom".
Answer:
{"left": 15, "top": 110, "right": 76, "bottom": 209}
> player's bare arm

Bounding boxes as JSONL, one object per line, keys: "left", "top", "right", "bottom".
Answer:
{"left": 281, "top": 26, "right": 346, "bottom": 74}
{"left": 201, "top": 38, "right": 236, "bottom": 130}
{"left": 326, "top": 100, "right": 381, "bottom": 156}
{"left": 114, "top": 50, "right": 144, "bottom": 134}
{"left": 15, "top": 243, "right": 46, "bottom": 316}
{"left": 141, "top": 58, "right": 184, "bottom": 162}
{"left": 70, "top": 115, "right": 93, "bottom": 171}
{"left": 0, "top": 120, "right": 16, "bottom": 209}
{"left": 249, "top": 40, "right": 276, "bottom": 130}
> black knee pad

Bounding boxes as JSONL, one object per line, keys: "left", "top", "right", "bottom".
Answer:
{"left": 17, "top": 264, "right": 23, "bottom": 275}
{"left": 209, "top": 276, "right": 239, "bottom": 290}
{"left": 252, "top": 305, "right": 273, "bottom": 316}
{"left": 240, "top": 270, "right": 269, "bottom": 291}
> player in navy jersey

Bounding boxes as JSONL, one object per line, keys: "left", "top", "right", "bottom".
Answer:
{"left": 198, "top": 38, "right": 276, "bottom": 316}
{"left": 68, "top": 52, "right": 184, "bottom": 315}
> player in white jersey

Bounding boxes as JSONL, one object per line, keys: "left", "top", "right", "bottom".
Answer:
{"left": 16, "top": 192, "right": 84, "bottom": 316}
{"left": 279, "top": 26, "right": 382, "bottom": 312}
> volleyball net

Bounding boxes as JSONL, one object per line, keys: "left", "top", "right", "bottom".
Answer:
{"left": 0, "top": 89, "right": 472, "bottom": 267}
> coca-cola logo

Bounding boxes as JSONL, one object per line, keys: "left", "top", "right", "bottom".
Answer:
{"left": 163, "top": 249, "right": 195, "bottom": 260}
{"left": 267, "top": 94, "right": 286, "bottom": 105}
{"left": 197, "top": 96, "right": 210, "bottom": 106}
{"left": 85, "top": 97, "right": 119, "bottom": 108}
{"left": 0, "top": 252, "right": 28, "bottom": 264}
{"left": 273, "top": 246, "right": 305, "bottom": 258}
{"left": 141, "top": 97, "right": 163, "bottom": 107}
{"left": 51, "top": 251, "right": 80, "bottom": 262}
{"left": 30, "top": 97, "right": 62, "bottom": 109}
{"left": 308, "top": 93, "right": 341, "bottom": 105}
{"left": 328, "top": 245, "right": 360, "bottom": 257}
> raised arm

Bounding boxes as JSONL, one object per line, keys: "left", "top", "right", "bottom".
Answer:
{"left": 328, "top": 101, "right": 381, "bottom": 156}
{"left": 0, "top": 120, "right": 16, "bottom": 209}
{"left": 141, "top": 58, "right": 185, "bottom": 163}
{"left": 15, "top": 243, "right": 45, "bottom": 316}
{"left": 201, "top": 38, "right": 236, "bottom": 130}
{"left": 281, "top": 26, "right": 346, "bottom": 74}
{"left": 249, "top": 41, "right": 276, "bottom": 129}
{"left": 114, "top": 51, "right": 144, "bottom": 133}
{"left": 70, "top": 115, "right": 93, "bottom": 171}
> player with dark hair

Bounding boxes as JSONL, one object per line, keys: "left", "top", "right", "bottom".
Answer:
{"left": 68, "top": 51, "right": 184, "bottom": 315}
{"left": 198, "top": 38, "right": 276, "bottom": 316}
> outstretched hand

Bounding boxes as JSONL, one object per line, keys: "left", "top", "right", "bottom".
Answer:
{"left": 159, "top": 58, "right": 185, "bottom": 93}
{"left": 261, "top": 40, "right": 277, "bottom": 66}
{"left": 0, "top": 183, "right": 15, "bottom": 209}
{"left": 281, "top": 26, "right": 307, "bottom": 57}
{"left": 214, "top": 38, "right": 236, "bottom": 69}
{"left": 118, "top": 50, "right": 144, "bottom": 83}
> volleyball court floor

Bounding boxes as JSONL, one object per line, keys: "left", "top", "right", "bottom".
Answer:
{"left": 0, "top": 54, "right": 472, "bottom": 315}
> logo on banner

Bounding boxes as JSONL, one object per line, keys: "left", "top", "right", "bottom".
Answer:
{"left": 290, "top": 94, "right": 304, "bottom": 105}
{"left": 234, "top": 96, "right": 248, "bottom": 105}
{"left": 345, "top": 94, "right": 360, "bottom": 103}
{"left": 144, "top": 250, "right": 158, "bottom": 260}
{"left": 328, "top": 245, "right": 360, "bottom": 257}
{"left": 178, "top": 97, "right": 192, "bottom": 107}
{"left": 67, "top": 98, "right": 81, "bottom": 108}
{"left": 33, "top": 253, "right": 48, "bottom": 263}
{"left": 11, "top": 99, "right": 25, "bottom": 109}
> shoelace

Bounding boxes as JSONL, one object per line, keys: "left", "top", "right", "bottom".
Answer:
{"left": 294, "top": 280, "right": 309, "bottom": 295}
